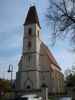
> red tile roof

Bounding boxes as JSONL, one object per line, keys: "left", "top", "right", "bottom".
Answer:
{"left": 41, "top": 42, "right": 61, "bottom": 70}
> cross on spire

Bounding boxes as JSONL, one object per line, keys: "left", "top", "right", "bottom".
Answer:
{"left": 29, "top": 0, "right": 36, "bottom": 7}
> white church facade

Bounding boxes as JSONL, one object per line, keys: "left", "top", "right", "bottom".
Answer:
{"left": 16, "top": 6, "right": 64, "bottom": 94}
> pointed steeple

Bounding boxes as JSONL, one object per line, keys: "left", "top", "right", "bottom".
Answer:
{"left": 24, "top": 6, "right": 41, "bottom": 28}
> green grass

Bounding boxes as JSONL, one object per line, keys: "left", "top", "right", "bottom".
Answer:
{"left": 48, "top": 96, "right": 55, "bottom": 100}
{"left": 48, "top": 96, "right": 58, "bottom": 100}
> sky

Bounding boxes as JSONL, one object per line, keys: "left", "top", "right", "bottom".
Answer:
{"left": 0, "top": 0, "right": 75, "bottom": 80}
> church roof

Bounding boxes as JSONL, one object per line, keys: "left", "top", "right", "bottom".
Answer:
{"left": 41, "top": 42, "right": 61, "bottom": 70}
{"left": 24, "top": 6, "right": 41, "bottom": 28}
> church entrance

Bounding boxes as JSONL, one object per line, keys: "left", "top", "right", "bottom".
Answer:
{"left": 24, "top": 79, "right": 33, "bottom": 90}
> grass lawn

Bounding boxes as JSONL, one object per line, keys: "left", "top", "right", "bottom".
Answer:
{"left": 48, "top": 96, "right": 55, "bottom": 100}
{"left": 48, "top": 96, "right": 58, "bottom": 100}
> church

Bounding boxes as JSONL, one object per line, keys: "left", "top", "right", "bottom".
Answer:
{"left": 16, "top": 6, "right": 64, "bottom": 94}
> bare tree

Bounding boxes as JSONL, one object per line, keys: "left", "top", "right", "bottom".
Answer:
{"left": 46, "top": 0, "right": 75, "bottom": 49}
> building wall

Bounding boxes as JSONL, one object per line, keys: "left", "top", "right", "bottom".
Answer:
{"left": 51, "top": 65, "right": 64, "bottom": 93}
{"left": 39, "top": 43, "right": 54, "bottom": 93}
{"left": 16, "top": 23, "right": 42, "bottom": 90}
{"left": 16, "top": 22, "right": 64, "bottom": 94}
{"left": 39, "top": 46, "right": 64, "bottom": 93}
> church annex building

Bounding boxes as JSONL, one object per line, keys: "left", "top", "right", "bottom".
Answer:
{"left": 16, "top": 6, "right": 64, "bottom": 94}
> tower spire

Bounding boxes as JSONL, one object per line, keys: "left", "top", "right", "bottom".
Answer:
{"left": 24, "top": 6, "right": 41, "bottom": 28}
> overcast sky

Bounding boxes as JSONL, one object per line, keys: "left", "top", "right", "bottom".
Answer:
{"left": 0, "top": 0, "right": 75, "bottom": 80}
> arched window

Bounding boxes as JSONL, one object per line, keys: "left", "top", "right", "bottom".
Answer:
{"left": 26, "top": 85, "right": 31, "bottom": 89}
{"left": 24, "top": 79, "right": 33, "bottom": 89}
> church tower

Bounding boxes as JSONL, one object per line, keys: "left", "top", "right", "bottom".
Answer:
{"left": 16, "top": 6, "right": 41, "bottom": 90}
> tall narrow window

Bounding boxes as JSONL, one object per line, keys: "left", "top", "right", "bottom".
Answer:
{"left": 28, "top": 28, "right": 32, "bottom": 36}
{"left": 28, "top": 55, "right": 31, "bottom": 63}
{"left": 28, "top": 41, "right": 31, "bottom": 49}
{"left": 38, "top": 30, "right": 39, "bottom": 37}
{"left": 27, "top": 55, "right": 32, "bottom": 64}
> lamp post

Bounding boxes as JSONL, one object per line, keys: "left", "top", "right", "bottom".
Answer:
{"left": 8, "top": 64, "right": 13, "bottom": 87}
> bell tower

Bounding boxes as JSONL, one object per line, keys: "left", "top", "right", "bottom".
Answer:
{"left": 23, "top": 6, "right": 41, "bottom": 68}
{"left": 23, "top": 6, "right": 41, "bottom": 53}
{"left": 16, "top": 6, "right": 41, "bottom": 90}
